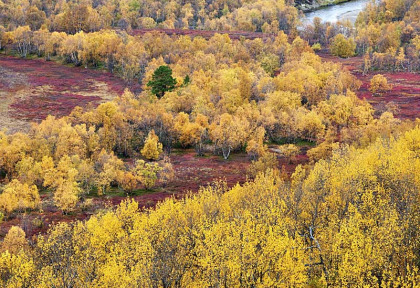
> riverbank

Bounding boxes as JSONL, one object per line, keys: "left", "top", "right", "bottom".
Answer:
{"left": 297, "top": 0, "right": 355, "bottom": 12}
{"left": 302, "top": 0, "right": 368, "bottom": 24}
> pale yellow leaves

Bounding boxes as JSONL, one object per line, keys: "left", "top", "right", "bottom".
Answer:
{"left": 141, "top": 130, "right": 163, "bottom": 160}
{"left": 369, "top": 74, "right": 392, "bottom": 95}
{"left": 0, "top": 179, "right": 39, "bottom": 213}
{"left": 210, "top": 113, "right": 247, "bottom": 159}
{"left": 1, "top": 226, "right": 28, "bottom": 254}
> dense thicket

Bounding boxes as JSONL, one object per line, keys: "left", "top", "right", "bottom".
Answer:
{"left": 0, "top": 0, "right": 298, "bottom": 33}
{"left": 2, "top": 29, "right": 410, "bottom": 213}
{"left": 355, "top": 0, "right": 420, "bottom": 71}
{"left": 301, "top": 0, "right": 420, "bottom": 71}
{"left": 1, "top": 127, "right": 419, "bottom": 287}
{"left": 0, "top": 0, "right": 419, "bottom": 285}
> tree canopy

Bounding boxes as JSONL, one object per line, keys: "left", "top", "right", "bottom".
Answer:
{"left": 147, "top": 65, "right": 177, "bottom": 98}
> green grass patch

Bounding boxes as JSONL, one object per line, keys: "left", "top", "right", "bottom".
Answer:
{"left": 268, "top": 138, "right": 316, "bottom": 146}
{"left": 294, "top": 139, "right": 317, "bottom": 147}
{"left": 105, "top": 186, "right": 163, "bottom": 197}
{"left": 170, "top": 148, "right": 191, "bottom": 155}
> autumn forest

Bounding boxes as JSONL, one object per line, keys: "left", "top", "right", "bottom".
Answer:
{"left": 0, "top": 0, "right": 419, "bottom": 286}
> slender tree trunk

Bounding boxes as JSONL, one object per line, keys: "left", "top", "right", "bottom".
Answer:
{"left": 222, "top": 146, "right": 230, "bottom": 159}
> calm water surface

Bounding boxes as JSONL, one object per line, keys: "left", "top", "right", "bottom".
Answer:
{"left": 303, "top": 0, "right": 370, "bottom": 24}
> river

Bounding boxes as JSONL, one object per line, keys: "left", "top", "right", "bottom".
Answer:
{"left": 303, "top": 0, "right": 370, "bottom": 24}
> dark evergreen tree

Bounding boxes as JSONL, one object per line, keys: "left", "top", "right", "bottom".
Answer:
{"left": 147, "top": 65, "right": 177, "bottom": 98}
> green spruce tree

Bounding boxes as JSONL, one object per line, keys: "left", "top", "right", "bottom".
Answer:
{"left": 147, "top": 65, "right": 177, "bottom": 98}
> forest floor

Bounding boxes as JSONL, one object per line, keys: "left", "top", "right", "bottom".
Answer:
{"left": 1, "top": 44, "right": 419, "bottom": 238}
{"left": 318, "top": 52, "right": 420, "bottom": 120}
{"left": 0, "top": 149, "right": 308, "bottom": 238}
{"left": 0, "top": 54, "right": 141, "bottom": 133}
{"left": 0, "top": 51, "right": 309, "bottom": 238}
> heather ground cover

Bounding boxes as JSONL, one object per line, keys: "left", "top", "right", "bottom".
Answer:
{"left": 0, "top": 148, "right": 308, "bottom": 238}
{"left": 318, "top": 52, "right": 420, "bottom": 120}
{"left": 1, "top": 46, "right": 418, "bottom": 240}
{"left": 0, "top": 55, "right": 140, "bottom": 133}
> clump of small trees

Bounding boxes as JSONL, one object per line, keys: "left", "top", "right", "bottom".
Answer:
{"left": 369, "top": 74, "right": 392, "bottom": 96}
{"left": 330, "top": 34, "right": 356, "bottom": 58}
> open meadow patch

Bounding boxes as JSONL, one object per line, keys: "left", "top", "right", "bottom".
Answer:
{"left": 0, "top": 55, "right": 139, "bottom": 133}
{"left": 318, "top": 52, "right": 420, "bottom": 120}
{"left": 358, "top": 72, "right": 420, "bottom": 119}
